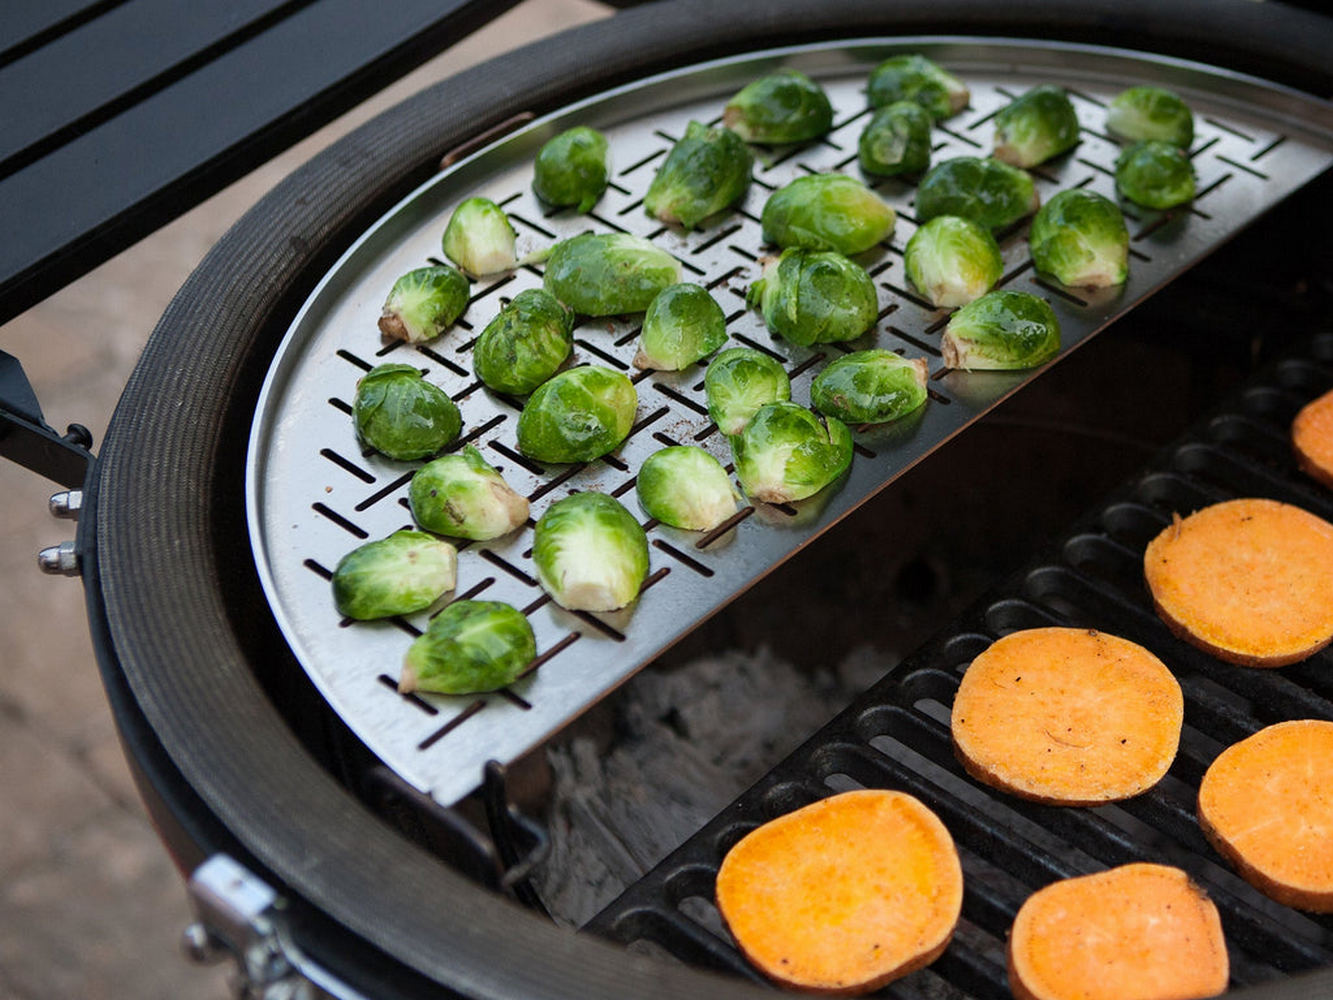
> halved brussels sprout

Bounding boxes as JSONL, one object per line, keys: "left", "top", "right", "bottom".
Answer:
{"left": 515, "top": 365, "right": 637, "bottom": 463}
{"left": 543, "top": 232, "right": 682, "bottom": 316}
{"left": 532, "top": 492, "right": 649, "bottom": 611}
{"left": 409, "top": 445, "right": 530, "bottom": 540}
{"left": 532, "top": 126, "right": 610, "bottom": 213}
{"left": 992, "top": 85, "right": 1080, "bottom": 168}
{"left": 722, "top": 69, "right": 833, "bottom": 144}
{"left": 1029, "top": 189, "right": 1129, "bottom": 288}
{"left": 941, "top": 290, "right": 1060, "bottom": 370}
{"left": 637, "top": 446, "right": 738, "bottom": 531}
{"left": 866, "top": 54, "right": 969, "bottom": 120}
{"left": 704, "top": 348, "right": 792, "bottom": 436}
{"left": 332, "top": 530, "right": 456, "bottom": 620}
{"left": 633, "top": 283, "right": 728, "bottom": 371}
{"left": 761, "top": 174, "right": 895, "bottom": 256}
{"left": 400, "top": 600, "right": 535, "bottom": 695}
{"left": 473, "top": 288, "right": 573, "bottom": 395}
{"left": 1115, "top": 140, "right": 1196, "bottom": 210}
{"left": 1105, "top": 86, "right": 1194, "bottom": 149}
{"left": 644, "top": 121, "right": 753, "bottom": 230}
{"left": 378, "top": 265, "right": 470, "bottom": 344}
{"left": 442, "top": 197, "right": 517, "bottom": 276}
{"left": 731, "top": 401, "right": 852, "bottom": 504}
{"left": 353, "top": 363, "right": 462, "bottom": 460}
{"left": 915, "top": 157, "right": 1039, "bottom": 231}
{"left": 747, "top": 249, "right": 878, "bottom": 348}
{"left": 810, "top": 350, "right": 928, "bottom": 425}
{"left": 904, "top": 215, "right": 1004, "bottom": 308}
{"left": 858, "top": 101, "right": 933, "bottom": 177}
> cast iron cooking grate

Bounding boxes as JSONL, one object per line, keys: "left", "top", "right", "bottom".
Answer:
{"left": 586, "top": 333, "right": 1333, "bottom": 997}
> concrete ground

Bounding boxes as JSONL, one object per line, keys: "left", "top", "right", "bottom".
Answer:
{"left": 0, "top": 3, "right": 610, "bottom": 997}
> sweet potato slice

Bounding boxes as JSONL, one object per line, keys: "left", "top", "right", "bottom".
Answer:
{"left": 1293, "top": 388, "right": 1333, "bottom": 491}
{"left": 951, "top": 628, "right": 1182, "bottom": 805}
{"left": 1008, "top": 863, "right": 1229, "bottom": 1000}
{"left": 715, "top": 789, "right": 963, "bottom": 995}
{"left": 1198, "top": 719, "right": 1333, "bottom": 912}
{"left": 1143, "top": 497, "right": 1333, "bottom": 667}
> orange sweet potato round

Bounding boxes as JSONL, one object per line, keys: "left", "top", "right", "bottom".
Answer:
{"left": 1007, "top": 863, "right": 1229, "bottom": 1000}
{"left": 1198, "top": 719, "right": 1333, "bottom": 912}
{"left": 1143, "top": 498, "right": 1333, "bottom": 667}
{"left": 1293, "top": 388, "right": 1333, "bottom": 491}
{"left": 951, "top": 627, "right": 1182, "bottom": 805}
{"left": 715, "top": 789, "right": 963, "bottom": 995}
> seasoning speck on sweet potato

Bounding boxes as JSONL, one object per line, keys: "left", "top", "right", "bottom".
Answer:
{"left": 1293, "top": 388, "right": 1333, "bottom": 491}
{"left": 1143, "top": 497, "right": 1333, "bottom": 667}
{"left": 1198, "top": 719, "right": 1333, "bottom": 912}
{"left": 715, "top": 789, "right": 962, "bottom": 995}
{"left": 951, "top": 627, "right": 1182, "bottom": 805}
{"left": 1008, "top": 863, "right": 1228, "bottom": 1000}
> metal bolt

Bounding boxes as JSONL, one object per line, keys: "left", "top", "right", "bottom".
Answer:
{"left": 37, "top": 541, "right": 80, "bottom": 576}
{"left": 181, "top": 922, "right": 227, "bottom": 965}
{"left": 49, "top": 489, "right": 83, "bottom": 519}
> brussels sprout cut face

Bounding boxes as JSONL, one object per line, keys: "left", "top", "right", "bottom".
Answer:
{"left": 811, "top": 351, "right": 929, "bottom": 425}
{"left": 704, "top": 348, "right": 792, "bottom": 436}
{"left": 858, "top": 102, "right": 933, "bottom": 177}
{"left": 532, "top": 126, "right": 611, "bottom": 213}
{"left": 916, "top": 157, "right": 1039, "bottom": 232}
{"left": 866, "top": 54, "right": 969, "bottom": 120}
{"left": 516, "top": 366, "right": 637, "bottom": 463}
{"left": 1105, "top": 86, "right": 1194, "bottom": 149}
{"left": 633, "top": 283, "right": 728, "bottom": 371}
{"left": 748, "top": 249, "right": 878, "bottom": 348}
{"left": 731, "top": 401, "right": 853, "bottom": 504}
{"left": 644, "top": 121, "right": 753, "bottom": 230}
{"left": 400, "top": 600, "right": 536, "bottom": 695}
{"left": 1115, "top": 140, "right": 1196, "bottom": 210}
{"left": 353, "top": 363, "right": 462, "bottom": 461}
{"left": 377, "top": 265, "right": 470, "bottom": 344}
{"left": 904, "top": 215, "right": 1004, "bottom": 308}
{"left": 722, "top": 69, "right": 834, "bottom": 144}
{"left": 472, "top": 288, "right": 573, "bottom": 395}
{"left": 543, "top": 232, "right": 682, "bottom": 316}
{"left": 636, "top": 447, "right": 738, "bottom": 531}
{"left": 1029, "top": 189, "right": 1129, "bottom": 288}
{"left": 761, "top": 174, "right": 895, "bottom": 256}
{"left": 532, "top": 492, "right": 650, "bottom": 612}
{"left": 992, "top": 85, "right": 1080, "bottom": 168}
{"left": 442, "top": 197, "right": 517, "bottom": 276}
{"left": 332, "top": 531, "right": 457, "bottom": 621}
{"left": 942, "top": 290, "right": 1061, "bottom": 370}
{"left": 409, "top": 445, "right": 530, "bottom": 541}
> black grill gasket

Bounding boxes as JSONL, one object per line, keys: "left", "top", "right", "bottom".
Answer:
{"left": 586, "top": 331, "right": 1333, "bottom": 998}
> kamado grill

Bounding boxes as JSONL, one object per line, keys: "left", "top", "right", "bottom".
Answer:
{"left": 8, "top": 1, "right": 1333, "bottom": 997}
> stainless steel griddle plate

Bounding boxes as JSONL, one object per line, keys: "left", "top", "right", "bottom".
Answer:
{"left": 247, "top": 39, "right": 1333, "bottom": 806}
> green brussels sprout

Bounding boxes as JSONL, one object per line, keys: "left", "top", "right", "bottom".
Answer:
{"left": 747, "top": 249, "right": 878, "bottom": 348}
{"left": 515, "top": 365, "right": 637, "bottom": 463}
{"left": 761, "top": 174, "right": 895, "bottom": 256}
{"left": 704, "top": 348, "right": 792, "bottom": 436}
{"left": 532, "top": 126, "right": 610, "bottom": 213}
{"left": 409, "top": 445, "right": 530, "bottom": 541}
{"left": 543, "top": 232, "right": 682, "bottom": 316}
{"left": 992, "top": 85, "right": 1080, "bottom": 168}
{"left": 377, "top": 265, "right": 470, "bottom": 344}
{"left": 1029, "top": 188, "right": 1129, "bottom": 288}
{"left": 810, "top": 350, "right": 928, "bottom": 425}
{"left": 532, "top": 492, "right": 649, "bottom": 611}
{"left": 904, "top": 215, "right": 1004, "bottom": 308}
{"left": 633, "top": 283, "right": 727, "bottom": 371}
{"left": 721, "top": 69, "right": 834, "bottom": 144}
{"left": 644, "top": 121, "right": 753, "bottom": 230}
{"left": 731, "top": 401, "right": 852, "bottom": 504}
{"left": 1115, "top": 140, "right": 1196, "bottom": 210}
{"left": 858, "top": 102, "right": 933, "bottom": 177}
{"left": 473, "top": 289, "right": 573, "bottom": 395}
{"left": 941, "top": 290, "right": 1060, "bottom": 370}
{"left": 332, "top": 530, "right": 456, "bottom": 621}
{"left": 353, "top": 363, "right": 462, "bottom": 460}
{"left": 400, "top": 600, "right": 535, "bottom": 695}
{"left": 1105, "top": 86, "right": 1194, "bottom": 149}
{"left": 636, "top": 446, "right": 738, "bottom": 531}
{"left": 442, "top": 197, "right": 517, "bottom": 276}
{"left": 866, "top": 54, "right": 970, "bottom": 120}
{"left": 916, "top": 157, "right": 1039, "bottom": 231}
